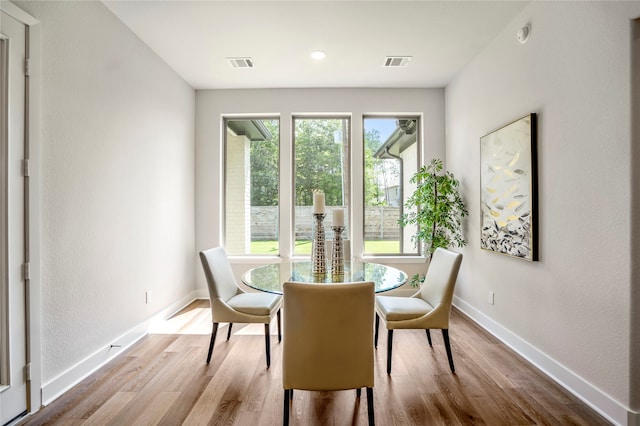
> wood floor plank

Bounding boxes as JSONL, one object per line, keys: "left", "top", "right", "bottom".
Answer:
{"left": 130, "top": 392, "right": 181, "bottom": 426}
{"left": 155, "top": 346, "right": 212, "bottom": 425}
{"left": 22, "top": 303, "right": 611, "bottom": 426}
{"left": 29, "top": 354, "right": 137, "bottom": 425}
{"left": 81, "top": 392, "right": 136, "bottom": 425}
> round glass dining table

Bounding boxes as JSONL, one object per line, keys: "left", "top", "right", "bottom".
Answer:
{"left": 241, "top": 260, "right": 408, "bottom": 294}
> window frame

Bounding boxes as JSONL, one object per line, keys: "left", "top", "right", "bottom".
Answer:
{"left": 222, "top": 115, "right": 281, "bottom": 256}
{"left": 362, "top": 115, "right": 422, "bottom": 257}
{"left": 220, "top": 112, "right": 425, "bottom": 261}
{"left": 291, "top": 115, "right": 352, "bottom": 256}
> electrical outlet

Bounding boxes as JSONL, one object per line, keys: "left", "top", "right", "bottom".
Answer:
{"left": 489, "top": 291, "right": 495, "bottom": 305}
{"left": 145, "top": 290, "right": 152, "bottom": 304}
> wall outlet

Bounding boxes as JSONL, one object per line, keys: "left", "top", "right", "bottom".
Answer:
{"left": 489, "top": 291, "right": 495, "bottom": 305}
{"left": 145, "top": 290, "right": 152, "bottom": 304}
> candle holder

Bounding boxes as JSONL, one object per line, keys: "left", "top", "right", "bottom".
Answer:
{"left": 312, "top": 213, "right": 327, "bottom": 275}
{"left": 331, "top": 225, "right": 345, "bottom": 276}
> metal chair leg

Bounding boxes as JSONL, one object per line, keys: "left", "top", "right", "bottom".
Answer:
{"left": 277, "top": 309, "right": 282, "bottom": 343}
{"left": 206, "top": 323, "right": 219, "bottom": 364}
{"left": 425, "top": 329, "right": 432, "bottom": 346}
{"left": 366, "top": 387, "right": 375, "bottom": 425}
{"left": 356, "top": 388, "right": 362, "bottom": 398}
{"left": 442, "top": 329, "right": 455, "bottom": 373}
{"left": 374, "top": 313, "right": 380, "bottom": 348}
{"left": 226, "top": 323, "right": 233, "bottom": 341}
{"left": 265, "top": 323, "right": 271, "bottom": 368}
{"left": 283, "top": 389, "right": 290, "bottom": 425}
{"left": 386, "top": 329, "right": 393, "bottom": 374}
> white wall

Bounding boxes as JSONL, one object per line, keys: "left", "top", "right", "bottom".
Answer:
{"left": 14, "top": 0, "right": 196, "bottom": 390}
{"left": 446, "top": 2, "right": 640, "bottom": 424}
{"left": 195, "top": 88, "right": 445, "bottom": 292}
{"left": 631, "top": 18, "right": 640, "bottom": 418}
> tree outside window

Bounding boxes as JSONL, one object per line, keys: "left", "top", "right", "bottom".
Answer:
{"left": 293, "top": 117, "right": 349, "bottom": 255}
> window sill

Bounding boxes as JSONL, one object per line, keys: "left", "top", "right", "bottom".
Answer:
{"left": 360, "top": 255, "right": 426, "bottom": 264}
{"left": 228, "top": 255, "right": 282, "bottom": 265}
{"left": 228, "top": 254, "right": 426, "bottom": 265}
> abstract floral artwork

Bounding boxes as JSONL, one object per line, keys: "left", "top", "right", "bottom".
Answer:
{"left": 480, "top": 114, "right": 537, "bottom": 261}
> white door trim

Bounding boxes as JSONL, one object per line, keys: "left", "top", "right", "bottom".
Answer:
{"left": 0, "top": 1, "right": 41, "bottom": 420}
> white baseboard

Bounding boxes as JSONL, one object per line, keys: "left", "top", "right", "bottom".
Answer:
{"left": 41, "top": 291, "right": 199, "bottom": 406}
{"left": 194, "top": 287, "right": 209, "bottom": 299}
{"left": 453, "top": 296, "right": 635, "bottom": 426}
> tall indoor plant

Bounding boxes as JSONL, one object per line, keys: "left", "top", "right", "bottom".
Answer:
{"left": 400, "top": 158, "right": 468, "bottom": 286}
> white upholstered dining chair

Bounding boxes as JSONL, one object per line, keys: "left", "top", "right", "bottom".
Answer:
{"left": 199, "top": 246, "right": 282, "bottom": 368}
{"left": 282, "top": 281, "right": 375, "bottom": 425}
{"left": 375, "top": 247, "right": 463, "bottom": 374}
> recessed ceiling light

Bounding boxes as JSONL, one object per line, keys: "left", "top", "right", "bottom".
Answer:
{"left": 310, "top": 50, "right": 326, "bottom": 60}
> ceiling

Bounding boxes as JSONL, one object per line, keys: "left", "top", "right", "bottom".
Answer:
{"left": 102, "top": 1, "right": 529, "bottom": 90}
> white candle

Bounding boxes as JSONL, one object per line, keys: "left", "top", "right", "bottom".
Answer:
{"left": 313, "top": 192, "right": 325, "bottom": 214}
{"left": 333, "top": 208, "right": 345, "bottom": 227}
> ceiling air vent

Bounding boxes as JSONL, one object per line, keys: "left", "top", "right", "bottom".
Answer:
{"left": 384, "top": 56, "right": 412, "bottom": 67}
{"left": 227, "top": 57, "right": 254, "bottom": 68}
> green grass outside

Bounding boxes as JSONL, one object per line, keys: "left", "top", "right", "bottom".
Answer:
{"left": 250, "top": 240, "right": 400, "bottom": 255}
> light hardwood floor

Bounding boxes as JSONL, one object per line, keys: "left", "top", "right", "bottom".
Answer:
{"left": 22, "top": 300, "right": 610, "bottom": 425}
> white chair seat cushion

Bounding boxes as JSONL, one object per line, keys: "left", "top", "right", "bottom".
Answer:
{"left": 227, "top": 292, "right": 281, "bottom": 316}
{"left": 376, "top": 295, "right": 433, "bottom": 321}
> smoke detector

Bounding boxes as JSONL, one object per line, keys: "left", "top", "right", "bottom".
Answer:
{"left": 227, "top": 57, "right": 254, "bottom": 68}
{"left": 384, "top": 56, "right": 412, "bottom": 67}
{"left": 517, "top": 24, "right": 531, "bottom": 44}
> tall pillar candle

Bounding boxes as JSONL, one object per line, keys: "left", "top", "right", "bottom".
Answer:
{"left": 313, "top": 192, "right": 325, "bottom": 214}
{"left": 333, "top": 208, "right": 345, "bottom": 227}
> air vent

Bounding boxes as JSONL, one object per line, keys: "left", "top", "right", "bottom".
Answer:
{"left": 227, "top": 57, "right": 254, "bottom": 68}
{"left": 384, "top": 56, "right": 412, "bottom": 67}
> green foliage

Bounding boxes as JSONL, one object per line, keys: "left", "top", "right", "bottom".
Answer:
{"left": 250, "top": 119, "right": 386, "bottom": 208}
{"left": 294, "top": 119, "right": 346, "bottom": 206}
{"left": 250, "top": 120, "right": 280, "bottom": 206}
{"left": 399, "top": 159, "right": 468, "bottom": 285}
{"left": 363, "top": 128, "right": 386, "bottom": 206}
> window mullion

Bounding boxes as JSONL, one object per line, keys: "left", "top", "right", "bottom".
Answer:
{"left": 279, "top": 114, "right": 293, "bottom": 259}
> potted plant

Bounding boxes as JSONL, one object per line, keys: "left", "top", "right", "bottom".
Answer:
{"left": 399, "top": 158, "right": 468, "bottom": 286}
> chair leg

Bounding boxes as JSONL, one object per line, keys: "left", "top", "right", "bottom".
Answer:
{"left": 374, "top": 313, "right": 380, "bottom": 348}
{"left": 277, "top": 309, "right": 282, "bottom": 343}
{"left": 206, "top": 323, "right": 219, "bottom": 364}
{"left": 425, "top": 329, "right": 432, "bottom": 346}
{"left": 366, "top": 387, "right": 375, "bottom": 426}
{"left": 226, "top": 323, "right": 233, "bottom": 341}
{"left": 386, "top": 329, "right": 393, "bottom": 374}
{"left": 356, "top": 388, "right": 361, "bottom": 398}
{"left": 265, "top": 324, "right": 271, "bottom": 368}
{"left": 283, "top": 389, "right": 290, "bottom": 426}
{"left": 442, "top": 329, "right": 455, "bottom": 373}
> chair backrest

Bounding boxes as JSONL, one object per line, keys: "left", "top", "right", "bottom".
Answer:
{"left": 282, "top": 281, "right": 374, "bottom": 391}
{"left": 419, "top": 248, "right": 463, "bottom": 310}
{"left": 199, "top": 247, "right": 240, "bottom": 303}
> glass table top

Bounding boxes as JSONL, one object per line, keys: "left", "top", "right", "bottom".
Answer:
{"left": 241, "top": 260, "right": 408, "bottom": 294}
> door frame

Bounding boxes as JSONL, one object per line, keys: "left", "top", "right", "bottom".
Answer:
{"left": 0, "top": 1, "right": 41, "bottom": 418}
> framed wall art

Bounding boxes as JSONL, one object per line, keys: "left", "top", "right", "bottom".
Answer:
{"left": 480, "top": 113, "right": 537, "bottom": 261}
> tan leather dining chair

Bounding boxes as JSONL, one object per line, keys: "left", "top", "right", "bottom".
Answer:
{"left": 199, "top": 246, "right": 282, "bottom": 368}
{"left": 375, "top": 248, "right": 462, "bottom": 374}
{"left": 282, "top": 281, "right": 375, "bottom": 426}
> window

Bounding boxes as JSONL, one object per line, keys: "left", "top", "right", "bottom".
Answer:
{"left": 293, "top": 117, "right": 350, "bottom": 255}
{"left": 224, "top": 118, "right": 279, "bottom": 255}
{"left": 363, "top": 117, "right": 419, "bottom": 255}
{"left": 222, "top": 115, "right": 419, "bottom": 258}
